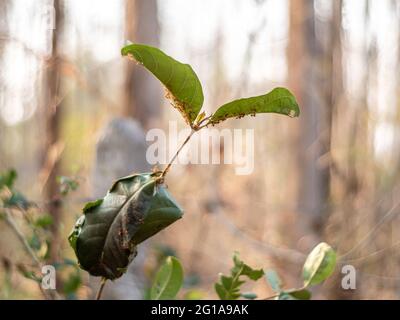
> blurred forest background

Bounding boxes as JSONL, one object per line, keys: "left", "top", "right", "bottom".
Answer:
{"left": 1, "top": 0, "right": 400, "bottom": 300}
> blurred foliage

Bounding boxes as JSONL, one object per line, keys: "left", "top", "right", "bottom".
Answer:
{"left": 148, "top": 243, "right": 337, "bottom": 301}
{"left": 0, "top": 169, "right": 84, "bottom": 299}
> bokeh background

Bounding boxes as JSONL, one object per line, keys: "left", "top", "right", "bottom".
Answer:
{"left": 1, "top": 0, "right": 400, "bottom": 299}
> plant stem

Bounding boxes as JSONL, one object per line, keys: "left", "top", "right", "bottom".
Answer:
{"left": 96, "top": 277, "right": 107, "bottom": 300}
{"left": 158, "top": 116, "right": 212, "bottom": 179}
{"left": 3, "top": 209, "right": 57, "bottom": 300}
{"left": 262, "top": 285, "right": 308, "bottom": 300}
{"left": 161, "top": 129, "right": 196, "bottom": 178}
{"left": 4, "top": 209, "right": 41, "bottom": 267}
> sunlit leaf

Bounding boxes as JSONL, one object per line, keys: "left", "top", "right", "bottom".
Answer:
{"left": 303, "top": 242, "right": 337, "bottom": 286}
{"left": 210, "top": 87, "right": 300, "bottom": 124}
{"left": 150, "top": 256, "right": 184, "bottom": 300}
{"left": 121, "top": 43, "right": 204, "bottom": 126}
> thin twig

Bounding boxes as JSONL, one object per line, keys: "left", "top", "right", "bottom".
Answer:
{"left": 96, "top": 277, "right": 107, "bottom": 300}
{"left": 161, "top": 129, "right": 196, "bottom": 178}
{"left": 3, "top": 209, "right": 57, "bottom": 300}
{"left": 340, "top": 200, "right": 400, "bottom": 259}
{"left": 4, "top": 209, "right": 42, "bottom": 267}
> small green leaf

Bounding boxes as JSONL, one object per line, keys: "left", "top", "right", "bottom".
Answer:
{"left": 150, "top": 256, "right": 184, "bottom": 300}
{"left": 303, "top": 242, "right": 337, "bottom": 286}
{"left": 28, "top": 234, "right": 41, "bottom": 251}
{"left": 286, "top": 288, "right": 312, "bottom": 300}
{"left": 63, "top": 272, "right": 82, "bottom": 296}
{"left": 184, "top": 289, "right": 205, "bottom": 300}
{"left": 16, "top": 265, "right": 41, "bottom": 283}
{"left": 4, "top": 192, "right": 31, "bottom": 209}
{"left": 276, "top": 292, "right": 294, "bottom": 300}
{"left": 0, "top": 169, "right": 17, "bottom": 189}
{"left": 57, "top": 176, "right": 80, "bottom": 196}
{"left": 241, "top": 292, "right": 258, "bottom": 300}
{"left": 265, "top": 269, "right": 282, "bottom": 293}
{"left": 215, "top": 282, "right": 228, "bottom": 300}
{"left": 232, "top": 253, "right": 264, "bottom": 281}
{"left": 210, "top": 87, "right": 300, "bottom": 124}
{"left": 82, "top": 199, "right": 103, "bottom": 213}
{"left": 34, "top": 215, "right": 53, "bottom": 229}
{"left": 121, "top": 43, "right": 204, "bottom": 126}
{"left": 215, "top": 252, "right": 263, "bottom": 300}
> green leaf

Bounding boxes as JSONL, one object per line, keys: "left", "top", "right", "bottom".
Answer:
{"left": 232, "top": 253, "right": 264, "bottom": 281}
{"left": 0, "top": 169, "right": 17, "bottom": 189}
{"left": 184, "top": 289, "right": 205, "bottom": 300}
{"left": 302, "top": 242, "right": 337, "bottom": 286}
{"left": 276, "top": 292, "right": 294, "bottom": 300}
{"left": 276, "top": 289, "right": 312, "bottom": 300}
{"left": 34, "top": 215, "right": 53, "bottom": 229}
{"left": 63, "top": 272, "right": 82, "bottom": 296}
{"left": 16, "top": 265, "right": 41, "bottom": 283}
{"left": 28, "top": 234, "right": 41, "bottom": 251}
{"left": 121, "top": 43, "right": 204, "bottom": 126}
{"left": 241, "top": 292, "right": 258, "bottom": 300}
{"left": 265, "top": 269, "right": 282, "bottom": 293}
{"left": 210, "top": 87, "right": 300, "bottom": 124}
{"left": 150, "top": 256, "right": 184, "bottom": 300}
{"left": 57, "top": 176, "right": 80, "bottom": 196}
{"left": 286, "top": 288, "right": 312, "bottom": 300}
{"left": 4, "top": 192, "right": 31, "bottom": 209}
{"left": 82, "top": 199, "right": 103, "bottom": 213}
{"left": 215, "top": 252, "right": 263, "bottom": 300}
{"left": 68, "top": 173, "right": 183, "bottom": 280}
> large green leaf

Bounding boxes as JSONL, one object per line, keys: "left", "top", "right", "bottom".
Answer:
{"left": 302, "top": 242, "right": 337, "bottom": 286}
{"left": 150, "top": 256, "right": 184, "bottom": 300}
{"left": 210, "top": 87, "right": 300, "bottom": 124}
{"left": 215, "top": 252, "right": 263, "bottom": 300}
{"left": 68, "top": 173, "right": 183, "bottom": 280}
{"left": 121, "top": 43, "right": 204, "bottom": 126}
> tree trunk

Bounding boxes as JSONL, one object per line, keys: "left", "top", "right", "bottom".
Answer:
{"left": 124, "top": 0, "right": 161, "bottom": 128}
{"left": 288, "top": 0, "right": 334, "bottom": 237}
{"left": 0, "top": 0, "right": 11, "bottom": 166}
{"left": 43, "top": 0, "right": 64, "bottom": 263}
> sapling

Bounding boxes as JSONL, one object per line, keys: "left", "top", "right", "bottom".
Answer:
{"left": 147, "top": 243, "right": 337, "bottom": 300}
{"left": 68, "top": 43, "right": 300, "bottom": 299}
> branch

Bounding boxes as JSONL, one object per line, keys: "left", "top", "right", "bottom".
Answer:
{"left": 4, "top": 209, "right": 41, "bottom": 267}
{"left": 95, "top": 277, "right": 107, "bottom": 300}
{"left": 161, "top": 129, "right": 196, "bottom": 178}
{"left": 3, "top": 209, "right": 59, "bottom": 300}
